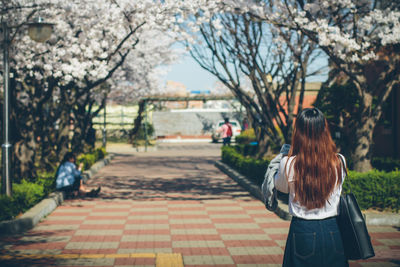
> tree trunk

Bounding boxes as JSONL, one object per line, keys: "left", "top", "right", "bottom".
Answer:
{"left": 71, "top": 108, "right": 94, "bottom": 154}
{"left": 351, "top": 89, "right": 382, "bottom": 172}
{"left": 255, "top": 129, "right": 275, "bottom": 158}
{"left": 13, "top": 135, "right": 36, "bottom": 181}
{"left": 129, "top": 100, "right": 145, "bottom": 144}
{"left": 351, "top": 115, "right": 376, "bottom": 172}
{"left": 350, "top": 70, "right": 393, "bottom": 171}
{"left": 55, "top": 109, "right": 72, "bottom": 158}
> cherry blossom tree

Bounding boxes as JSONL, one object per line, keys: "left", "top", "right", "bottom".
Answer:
{"left": 107, "top": 30, "right": 182, "bottom": 104}
{"left": 209, "top": 0, "right": 400, "bottom": 170}
{"left": 1, "top": 0, "right": 195, "bottom": 177}
{"left": 262, "top": 0, "right": 400, "bottom": 171}
{"left": 9, "top": 0, "right": 149, "bottom": 176}
{"left": 180, "top": 6, "right": 323, "bottom": 156}
{"left": 107, "top": 30, "right": 182, "bottom": 143}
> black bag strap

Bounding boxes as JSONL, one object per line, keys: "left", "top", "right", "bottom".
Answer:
{"left": 338, "top": 154, "right": 352, "bottom": 192}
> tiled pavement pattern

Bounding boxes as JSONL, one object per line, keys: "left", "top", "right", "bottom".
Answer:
{"left": 1, "top": 143, "right": 399, "bottom": 267}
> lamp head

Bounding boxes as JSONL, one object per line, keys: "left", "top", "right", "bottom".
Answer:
{"left": 27, "top": 17, "right": 54, "bottom": 43}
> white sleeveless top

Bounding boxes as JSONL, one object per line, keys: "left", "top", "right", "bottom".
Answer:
{"left": 274, "top": 154, "right": 346, "bottom": 220}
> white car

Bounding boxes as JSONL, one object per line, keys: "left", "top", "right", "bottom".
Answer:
{"left": 211, "top": 119, "right": 241, "bottom": 143}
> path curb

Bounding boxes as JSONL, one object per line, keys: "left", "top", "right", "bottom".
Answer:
{"left": 0, "top": 154, "right": 114, "bottom": 236}
{"left": 364, "top": 212, "right": 400, "bottom": 226}
{"left": 132, "top": 146, "right": 158, "bottom": 153}
{"left": 215, "top": 160, "right": 291, "bottom": 221}
{"left": 215, "top": 160, "right": 400, "bottom": 225}
{"left": 81, "top": 154, "right": 115, "bottom": 183}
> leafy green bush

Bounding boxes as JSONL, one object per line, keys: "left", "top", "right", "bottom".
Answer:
{"left": 221, "top": 146, "right": 269, "bottom": 186}
{"left": 77, "top": 147, "right": 107, "bottom": 170}
{"left": 371, "top": 157, "right": 400, "bottom": 172}
{"left": 343, "top": 170, "right": 400, "bottom": 211}
{"left": 36, "top": 171, "right": 57, "bottom": 196}
{"left": 77, "top": 153, "right": 96, "bottom": 171}
{"left": 235, "top": 144, "right": 259, "bottom": 157}
{"left": 135, "top": 122, "right": 155, "bottom": 140}
{"left": 234, "top": 128, "right": 283, "bottom": 154}
{"left": 13, "top": 180, "right": 45, "bottom": 211}
{"left": 0, "top": 180, "right": 45, "bottom": 221}
{"left": 0, "top": 195, "right": 16, "bottom": 221}
{"left": 94, "top": 147, "right": 107, "bottom": 161}
{"left": 235, "top": 128, "right": 257, "bottom": 144}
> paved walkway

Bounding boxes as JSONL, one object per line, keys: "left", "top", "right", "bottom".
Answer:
{"left": 1, "top": 143, "right": 399, "bottom": 266}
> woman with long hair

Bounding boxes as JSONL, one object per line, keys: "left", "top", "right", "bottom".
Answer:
{"left": 275, "top": 108, "right": 348, "bottom": 266}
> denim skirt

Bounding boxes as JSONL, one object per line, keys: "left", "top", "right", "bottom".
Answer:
{"left": 283, "top": 216, "right": 348, "bottom": 267}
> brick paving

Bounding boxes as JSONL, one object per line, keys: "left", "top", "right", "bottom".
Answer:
{"left": 0, "top": 143, "right": 399, "bottom": 266}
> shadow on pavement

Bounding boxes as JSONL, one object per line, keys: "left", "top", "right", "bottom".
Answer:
{"left": 0, "top": 229, "right": 75, "bottom": 266}
{"left": 99, "top": 175, "right": 251, "bottom": 201}
{"left": 89, "top": 156, "right": 253, "bottom": 201}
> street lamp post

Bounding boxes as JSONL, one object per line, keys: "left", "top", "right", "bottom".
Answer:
{"left": 2, "top": 22, "right": 11, "bottom": 196}
{"left": 1, "top": 18, "right": 54, "bottom": 196}
{"left": 102, "top": 96, "right": 107, "bottom": 148}
{"left": 144, "top": 101, "right": 148, "bottom": 152}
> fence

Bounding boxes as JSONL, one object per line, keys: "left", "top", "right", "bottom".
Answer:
{"left": 92, "top": 105, "right": 138, "bottom": 141}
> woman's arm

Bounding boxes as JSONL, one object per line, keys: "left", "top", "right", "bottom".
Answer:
{"left": 71, "top": 163, "right": 82, "bottom": 177}
{"left": 274, "top": 156, "right": 289, "bottom": 193}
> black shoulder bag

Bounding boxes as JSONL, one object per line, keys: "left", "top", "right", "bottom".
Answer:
{"left": 337, "top": 157, "right": 375, "bottom": 260}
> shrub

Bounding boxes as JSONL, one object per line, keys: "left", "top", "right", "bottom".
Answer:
{"left": 77, "top": 154, "right": 96, "bottom": 171}
{"left": 235, "top": 128, "right": 257, "bottom": 144}
{"left": 235, "top": 127, "right": 283, "bottom": 154}
{"left": 36, "top": 171, "right": 57, "bottom": 196}
{"left": 76, "top": 147, "right": 107, "bottom": 170}
{"left": 94, "top": 147, "right": 107, "bottom": 161}
{"left": 221, "top": 146, "right": 269, "bottom": 186}
{"left": 235, "top": 144, "right": 259, "bottom": 157}
{"left": 0, "top": 180, "right": 45, "bottom": 221}
{"left": 13, "top": 180, "right": 45, "bottom": 212}
{"left": 343, "top": 170, "right": 400, "bottom": 211}
{"left": 0, "top": 195, "right": 16, "bottom": 221}
{"left": 134, "top": 122, "right": 155, "bottom": 140}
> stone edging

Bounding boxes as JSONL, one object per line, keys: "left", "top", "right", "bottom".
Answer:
{"left": 0, "top": 153, "right": 115, "bottom": 236}
{"left": 215, "top": 160, "right": 291, "bottom": 221}
{"left": 215, "top": 160, "right": 400, "bottom": 226}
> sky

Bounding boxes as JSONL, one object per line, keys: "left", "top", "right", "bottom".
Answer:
{"left": 162, "top": 50, "right": 329, "bottom": 93}
{"left": 162, "top": 52, "right": 218, "bottom": 93}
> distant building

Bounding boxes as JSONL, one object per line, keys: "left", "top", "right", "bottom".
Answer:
{"left": 164, "top": 81, "right": 189, "bottom": 109}
{"left": 165, "top": 81, "right": 188, "bottom": 97}
{"left": 162, "top": 82, "right": 214, "bottom": 109}
{"left": 276, "top": 82, "right": 321, "bottom": 124}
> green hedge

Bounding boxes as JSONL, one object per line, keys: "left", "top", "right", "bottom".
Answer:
{"left": 235, "top": 128, "right": 257, "bottom": 144}
{"left": 343, "top": 170, "right": 400, "bottom": 211}
{"left": 235, "top": 143, "right": 261, "bottom": 157}
{"left": 77, "top": 147, "right": 107, "bottom": 171}
{"left": 0, "top": 180, "right": 45, "bottom": 221}
{"left": 222, "top": 146, "right": 269, "bottom": 186}
{"left": 222, "top": 145, "right": 400, "bottom": 211}
{"left": 35, "top": 170, "right": 57, "bottom": 196}
{"left": 0, "top": 147, "right": 108, "bottom": 221}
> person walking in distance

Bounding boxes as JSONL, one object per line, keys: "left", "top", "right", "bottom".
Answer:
{"left": 275, "top": 108, "right": 348, "bottom": 267}
{"left": 218, "top": 118, "right": 233, "bottom": 146}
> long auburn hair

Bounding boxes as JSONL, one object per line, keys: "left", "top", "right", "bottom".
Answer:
{"left": 286, "top": 108, "right": 342, "bottom": 210}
